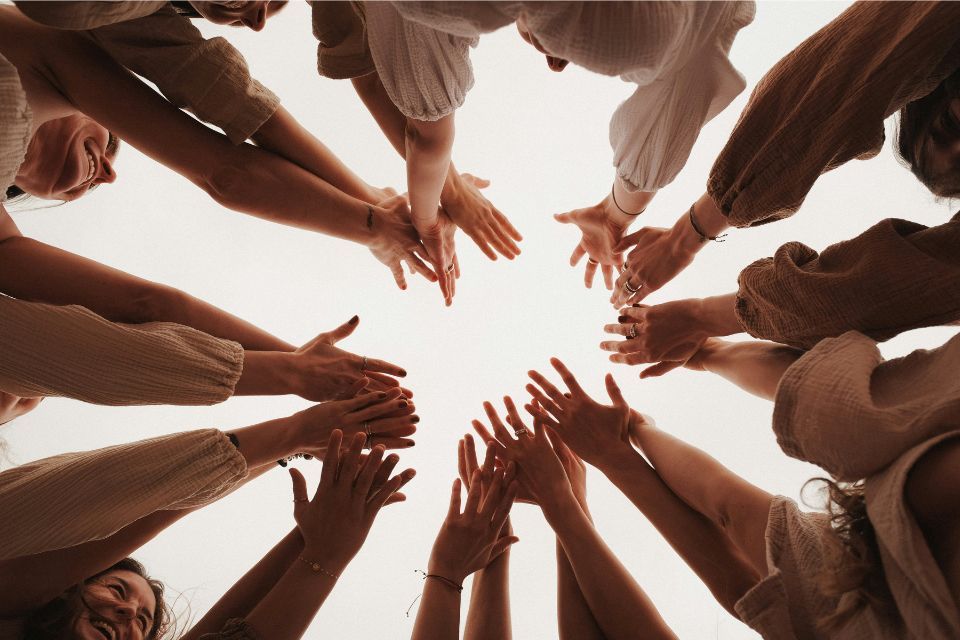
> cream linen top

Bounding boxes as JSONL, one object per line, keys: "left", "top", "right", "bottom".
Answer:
{"left": 14, "top": 1, "right": 279, "bottom": 144}
{"left": 364, "top": 1, "right": 754, "bottom": 191}
{"left": 1, "top": 54, "right": 244, "bottom": 408}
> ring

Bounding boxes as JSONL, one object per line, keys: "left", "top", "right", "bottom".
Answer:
{"left": 626, "top": 323, "right": 638, "bottom": 339}
{"left": 513, "top": 428, "right": 528, "bottom": 437}
{"left": 361, "top": 356, "right": 368, "bottom": 371}
{"left": 587, "top": 258, "right": 599, "bottom": 265}
{"left": 293, "top": 498, "right": 309, "bottom": 503}
{"left": 624, "top": 279, "right": 640, "bottom": 294}
{"left": 445, "top": 263, "right": 455, "bottom": 273}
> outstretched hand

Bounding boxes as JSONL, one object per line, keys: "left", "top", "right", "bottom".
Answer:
{"left": 601, "top": 300, "right": 709, "bottom": 378}
{"left": 443, "top": 173, "right": 522, "bottom": 261}
{"left": 415, "top": 211, "right": 460, "bottom": 307}
{"left": 0, "top": 391, "right": 42, "bottom": 426}
{"left": 555, "top": 198, "right": 628, "bottom": 290}
{"left": 367, "top": 194, "right": 438, "bottom": 291}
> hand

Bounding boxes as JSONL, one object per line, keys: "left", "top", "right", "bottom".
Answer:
{"left": 523, "top": 358, "right": 634, "bottom": 471}
{"left": 367, "top": 195, "right": 438, "bottom": 291}
{"left": 416, "top": 211, "right": 459, "bottom": 306}
{"left": 601, "top": 300, "right": 709, "bottom": 378}
{"left": 0, "top": 391, "right": 42, "bottom": 425}
{"left": 554, "top": 197, "right": 628, "bottom": 290}
{"left": 292, "top": 389, "right": 418, "bottom": 457}
{"left": 292, "top": 315, "right": 409, "bottom": 401}
{"left": 428, "top": 467, "right": 518, "bottom": 585}
{"left": 473, "top": 397, "right": 572, "bottom": 513}
{"left": 545, "top": 428, "right": 589, "bottom": 511}
{"left": 290, "top": 431, "right": 416, "bottom": 573}
{"left": 460, "top": 433, "right": 534, "bottom": 507}
{"left": 442, "top": 173, "right": 522, "bottom": 261}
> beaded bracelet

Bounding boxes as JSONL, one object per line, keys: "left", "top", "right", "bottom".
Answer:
{"left": 277, "top": 453, "right": 312, "bottom": 467}
{"left": 610, "top": 185, "right": 647, "bottom": 216}
{"left": 687, "top": 203, "right": 728, "bottom": 243}
{"left": 297, "top": 556, "right": 340, "bottom": 579}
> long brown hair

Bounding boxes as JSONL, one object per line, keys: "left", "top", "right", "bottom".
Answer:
{"left": 896, "top": 67, "right": 960, "bottom": 197}
{"left": 23, "top": 558, "right": 171, "bottom": 640}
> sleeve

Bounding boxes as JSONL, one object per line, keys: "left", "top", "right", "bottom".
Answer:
{"left": 773, "top": 331, "right": 960, "bottom": 481}
{"left": 198, "top": 619, "right": 264, "bottom": 640}
{"left": 363, "top": 1, "right": 476, "bottom": 121}
{"left": 735, "top": 216, "right": 960, "bottom": 349}
{"left": 311, "top": 1, "right": 375, "bottom": 80}
{"left": 0, "top": 429, "right": 247, "bottom": 560}
{"left": 84, "top": 4, "right": 280, "bottom": 144}
{"left": 707, "top": 1, "right": 960, "bottom": 227}
{"left": 0, "top": 295, "right": 244, "bottom": 406}
{"left": 610, "top": 2, "right": 753, "bottom": 191}
{"left": 12, "top": 1, "right": 164, "bottom": 31}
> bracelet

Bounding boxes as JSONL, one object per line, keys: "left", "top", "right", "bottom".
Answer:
{"left": 227, "top": 433, "right": 240, "bottom": 449}
{"left": 416, "top": 570, "right": 463, "bottom": 593}
{"left": 277, "top": 453, "right": 312, "bottom": 467}
{"left": 610, "top": 185, "right": 647, "bottom": 216}
{"left": 298, "top": 556, "right": 340, "bottom": 579}
{"left": 687, "top": 203, "right": 728, "bottom": 243}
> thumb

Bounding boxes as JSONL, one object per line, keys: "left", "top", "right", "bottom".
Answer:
{"left": 490, "top": 535, "right": 520, "bottom": 561}
{"left": 468, "top": 174, "right": 490, "bottom": 188}
{"left": 289, "top": 468, "right": 309, "bottom": 503}
{"left": 604, "top": 373, "right": 627, "bottom": 407}
{"left": 640, "top": 361, "right": 684, "bottom": 379}
{"left": 324, "top": 315, "right": 361, "bottom": 345}
{"left": 553, "top": 211, "right": 574, "bottom": 224}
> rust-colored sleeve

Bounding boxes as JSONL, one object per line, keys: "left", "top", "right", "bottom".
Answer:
{"left": 735, "top": 215, "right": 960, "bottom": 349}
{"left": 708, "top": 1, "right": 960, "bottom": 227}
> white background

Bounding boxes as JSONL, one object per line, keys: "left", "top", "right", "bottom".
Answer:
{"left": 6, "top": 2, "right": 959, "bottom": 638}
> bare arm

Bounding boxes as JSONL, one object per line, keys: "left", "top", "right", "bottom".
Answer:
{"left": 687, "top": 338, "right": 805, "bottom": 400}
{"left": 464, "top": 536, "right": 512, "bottom": 640}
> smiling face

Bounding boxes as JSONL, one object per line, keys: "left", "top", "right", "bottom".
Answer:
{"left": 74, "top": 570, "right": 159, "bottom": 640}
{"left": 187, "top": 1, "right": 286, "bottom": 31}
{"left": 15, "top": 114, "right": 119, "bottom": 202}
{"left": 919, "top": 98, "right": 960, "bottom": 196}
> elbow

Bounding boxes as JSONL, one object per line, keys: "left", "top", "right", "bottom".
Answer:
{"left": 404, "top": 116, "right": 454, "bottom": 155}
{"left": 200, "top": 151, "right": 257, "bottom": 210}
{"left": 126, "top": 285, "right": 192, "bottom": 326}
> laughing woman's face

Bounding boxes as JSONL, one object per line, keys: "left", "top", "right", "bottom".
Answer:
{"left": 74, "top": 570, "right": 158, "bottom": 640}
{"left": 15, "top": 114, "right": 119, "bottom": 201}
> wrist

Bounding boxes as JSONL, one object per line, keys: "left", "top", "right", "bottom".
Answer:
{"left": 426, "top": 562, "right": 468, "bottom": 586}
{"left": 439, "top": 169, "right": 463, "bottom": 208}
{"left": 608, "top": 182, "right": 654, "bottom": 227}
{"left": 300, "top": 545, "right": 350, "bottom": 577}
{"left": 596, "top": 447, "right": 644, "bottom": 479}
{"left": 235, "top": 351, "right": 295, "bottom": 396}
{"left": 539, "top": 486, "right": 582, "bottom": 524}
{"left": 695, "top": 293, "right": 742, "bottom": 337}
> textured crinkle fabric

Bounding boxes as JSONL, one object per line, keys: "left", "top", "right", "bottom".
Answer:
{"left": 707, "top": 1, "right": 960, "bottom": 227}
{"left": 312, "top": 1, "right": 375, "bottom": 80}
{"left": 0, "top": 429, "right": 247, "bottom": 560}
{"left": 735, "top": 497, "right": 904, "bottom": 639}
{"left": 14, "top": 1, "right": 164, "bottom": 30}
{"left": 369, "top": 1, "right": 753, "bottom": 189}
{"left": 198, "top": 618, "right": 264, "bottom": 640}
{"left": 773, "top": 330, "right": 960, "bottom": 481}
{"left": 735, "top": 215, "right": 960, "bottom": 350}
{"left": 0, "top": 295, "right": 244, "bottom": 406}
{"left": 0, "top": 54, "right": 32, "bottom": 196}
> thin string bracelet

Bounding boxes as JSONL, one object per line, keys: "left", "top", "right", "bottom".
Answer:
{"left": 611, "top": 184, "right": 647, "bottom": 216}
{"left": 296, "top": 556, "right": 339, "bottom": 579}
{"left": 406, "top": 570, "right": 463, "bottom": 617}
{"left": 687, "top": 203, "right": 728, "bottom": 243}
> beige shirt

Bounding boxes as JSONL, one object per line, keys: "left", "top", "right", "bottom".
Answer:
{"left": 364, "top": 1, "right": 754, "bottom": 191}
{"left": 708, "top": 1, "right": 960, "bottom": 227}
{"left": 14, "top": 1, "right": 279, "bottom": 144}
{"left": 735, "top": 214, "right": 960, "bottom": 349}
{"left": 0, "top": 54, "right": 31, "bottom": 195}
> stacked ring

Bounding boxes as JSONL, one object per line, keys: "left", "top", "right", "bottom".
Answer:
{"left": 587, "top": 258, "right": 599, "bottom": 265}
{"left": 361, "top": 356, "right": 368, "bottom": 371}
{"left": 514, "top": 428, "right": 528, "bottom": 437}
{"left": 626, "top": 323, "right": 638, "bottom": 339}
{"left": 624, "top": 280, "right": 640, "bottom": 294}
{"left": 363, "top": 422, "right": 373, "bottom": 448}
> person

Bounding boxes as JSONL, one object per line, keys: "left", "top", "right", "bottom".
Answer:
{"left": 0, "top": 399, "right": 415, "bottom": 639}
{"left": 612, "top": 1, "right": 960, "bottom": 310}
{"left": 1, "top": 8, "right": 435, "bottom": 290}
{"left": 470, "top": 397, "right": 679, "bottom": 640}
{"left": 524, "top": 356, "right": 960, "bottom": 637}
{"left": 338, "top": 1, "right": 752, "bottom": 301}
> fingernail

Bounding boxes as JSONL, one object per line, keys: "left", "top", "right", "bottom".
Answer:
{"left": 399, "top": 369, "right": 408, "bottom": 377}
{"left": 378, "top": 391, "right": 387, "bottom": 398}
{"left": 412, "top": 416, "right": 420, "bottom": 423}
{"left": 632, "top": 303, "right": 642, "bottom": 308}
{"left": 618, "top": 315, "right": 628, "bottom": 322}
{"left": 406, "top": 441, "right": 415, "bottom": 447}
{"left": 349, "top": 315, "right": 359, "bottom": 325}
{"left": 399, "top": 400, "right": 408, "bottom": 407}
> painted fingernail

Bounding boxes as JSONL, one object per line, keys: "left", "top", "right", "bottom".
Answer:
{"left": 378, "top": 391, "right": 387, "bottom": 398}
{"left": 399, "top": 369, "right": 408, "bottom": 377}
{"left": 632, "top": 303, "right": 642, "bottom": 308}
{"left": 349, "top": 315, "right": 359, "bottom": 325}
{"left": 398, "top": 401, "right": 408, "bottom": 407}
{"left": 412, "top": 416, "right": 420, "bottom": 423}
{"left": 406, "top": 441, "right": 415, "bottom": 447}
{"left": 618, "top": 315, "right": 628, "bottom": 322}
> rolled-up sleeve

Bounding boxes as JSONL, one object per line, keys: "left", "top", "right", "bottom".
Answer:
{"left": 0, "top": 295, "right": 244, "bottom": 406}
{"left": 0, "top": 429, "right": 247, "bottom": 560}
{"left": 85, "top": 4, "right": 279, "bottom": 143}
{"left": 707, "top": 1, "right": 960, "bottom": 227}
{"left": 735, "top": 215, "right": 960, "bottom": 349}
{"left": 364, "top": 1, "right": 476, "bottom": 122}
{"left": 773, "top": 331, "right": 960, "bottom": 481}
{"left": 198, "top": 619, "right": 264, "bottom": 640}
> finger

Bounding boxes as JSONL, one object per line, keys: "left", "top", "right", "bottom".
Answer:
{"left": 348, "top": 395, "right": 412, "bottom": 421}
{"left": 480, "top": 467, "right": 505, "bottom": 517}
{"left": 314, "top": 315, "right": 360, "bottom": 347}
{"left": 355, "top": 444, "right": 385, "bottom": 496}
{"left": 569, "top": 243, "right": 586, "bottom": 267}
{"left": 599, "top": 339, "right": 646, "bottom": 356}
{"left": 359, "top": 356, "right": 407, "bottom": 378}
{"left": 550, "top": 358, "right": 585, "bottom": 396}
{"left": 524, "top": 402, "right": 560, "bottom": 430}
{"left": 483, "top": 401, "right": 515, "bottom": 446}
{"left": 383, "top": 492, "right": 407, "bottom": 506}
{"left": 389, "top": 260, "right": 408, "bottom": 290}
{"left": 489, "top": 535, "right": 520, "bottom": 560}
{"left": 338, "top": 432, "right": 367, "bottom": 483}
{"left": 453, "top": 253, "right": 461, "bottom": 280}
{"left": 554, "top": 211, "right": 574, "bottom": 225}
{"left": 495, "top": 209, "right": 523, "bottom": 242}
{"left": 604, "top": 373, "right": 628, "bottom": 406}
{"left": 320, "top": 430, "right": 343, "bottom": 486}
{"left": 358, "top": 421, "right": 418, "bottom": 439}
{"left": 458, "top": 439, "right": 470, "bottom": 486}
{"left": 617, "top": 306, "right": 650, "bottom": 322}
{"left": 464, "top": 470, "right": 483, "bottom": 514}
{"left": 466, "top": 174, "right": 490, "bottom": 189}
{"left": 526, "top": 370, "right": 566, "bottom": 406}
{"left": 371, "top": 452, "right": 401, "bottom": 492}
{"left": 603, "top": 323, "right": 638, "bottom": 337}
{"left": 447, "top": 478, "right": 463, "bottom": 519}
{"left": 407, "top": 251, "right": 439, "bottom": 283}
{"left": 366, "top": 436, "right": 416, "bottom": 449}
{"left": 640, "top": 360, "right": 685, "bottom": 378}
{"left": 524, "top": 383, "right": 563, "bottom": 418}
{"left": 467, "top": 228, "right": 498, "bottom": 261}
{"left": 464, "top": 433, "right": 479, "bottom": 478}
{"left": 289, "top": 467, "right": 309, "bottom": 502}
{"left": 363, "top": 370, "right": 402, "bottom": 390}
{"left": 543, "top": 425, "right": 572, "bottom": 459}
{"left": 471, "top": 419, "right": 497, "bottom": 446}
{"left": 609, "top": 352, "right": 660, "bottom": 366}
{"left": 338, "top": 390, "right": 392, "bottom": 413}
{"left": 502, "top": 396, "right": 527, "bottom": 435}
{"left": 602, "top": 264, "right": 614, "bottom": 291}
{"left": 491, "top": 481, "right": 518, "bottom": 526}
{"left": 370, "top": 469, "right": 414, "bottom": 510}
{"left": 481, "top": 444, "right": 496, "bottom": 488}
{"left": 487, "top": 223, "right": 520, "bottom": 260}
{"left": 583, "top": 259, "right": 597, "bottom": 289}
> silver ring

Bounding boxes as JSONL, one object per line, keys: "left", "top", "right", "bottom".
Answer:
{"left": 513, "top": 428, "right": 528, "bottom": 437}
{"left": 626, "top": 323, "right": 638, "bottom": 339}
{"left": 361, "top": 356, "right": 368, "bottom": 371}
{"left": 587, "top": 258, "right": 599, "bottom": 265}
{"left": 364, "top": 422, "right": 372, "bottom": 437}
{"left": 624, "top": 279, "right": 639, "bottom": 294}
{"left": 445, "top": 263, "right": 455, "bottom": 273}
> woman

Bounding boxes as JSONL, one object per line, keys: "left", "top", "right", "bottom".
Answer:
{"left": 612, "top": 1, "right": 960, "bottom": 316}
{"left": 342, "top": 1, "right": 753, "bottom": 298}
{"left": 1, "top": 7, "right": 435, "bottom": 290}
{"left": 0, "top": 395, "right": 416, "bottom": 639}
{"left": 524, "top": 356, "right": 960, "bottom": 637}
{"left": 469, "top": 397, "right": 679, "bottom": 640}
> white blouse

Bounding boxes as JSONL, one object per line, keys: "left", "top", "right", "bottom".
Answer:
{"left": 364, "top": 1, "right": 755, "bottom": 191}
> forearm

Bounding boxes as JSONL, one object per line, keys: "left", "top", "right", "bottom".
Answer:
{"left": 243, "top": 559, "right": 339, "bottom": 640}
{"left": 411, "top": 580, "right": 461, "bottom": 640}
{"left": 694, "top": 339, "right": 805, "bottom": 400}
{"left": 229, "top": 416, "right": 302, "bottom": 469}
{"left": 405, "top": 116, "right": 454, "bottom": 228}
{"left": 601, "top": 451, "right": 759, "bottom": 616}
{"left": 186, "top": 528, "right": 304, "bottom": 639}
{"left": 252, "top": 106, "right": 381, "bottom": 203}
{"left": 556, "top": 539, "right": 605, "bottom": 640}
{"left": 0, "top": 236, "right": 292, "bottom": 351}
{"left": 464, "top": 550, "right": 512, "bottom": 640}
{"left": 544, "top": 494, "right": 676, "bottom": 640}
